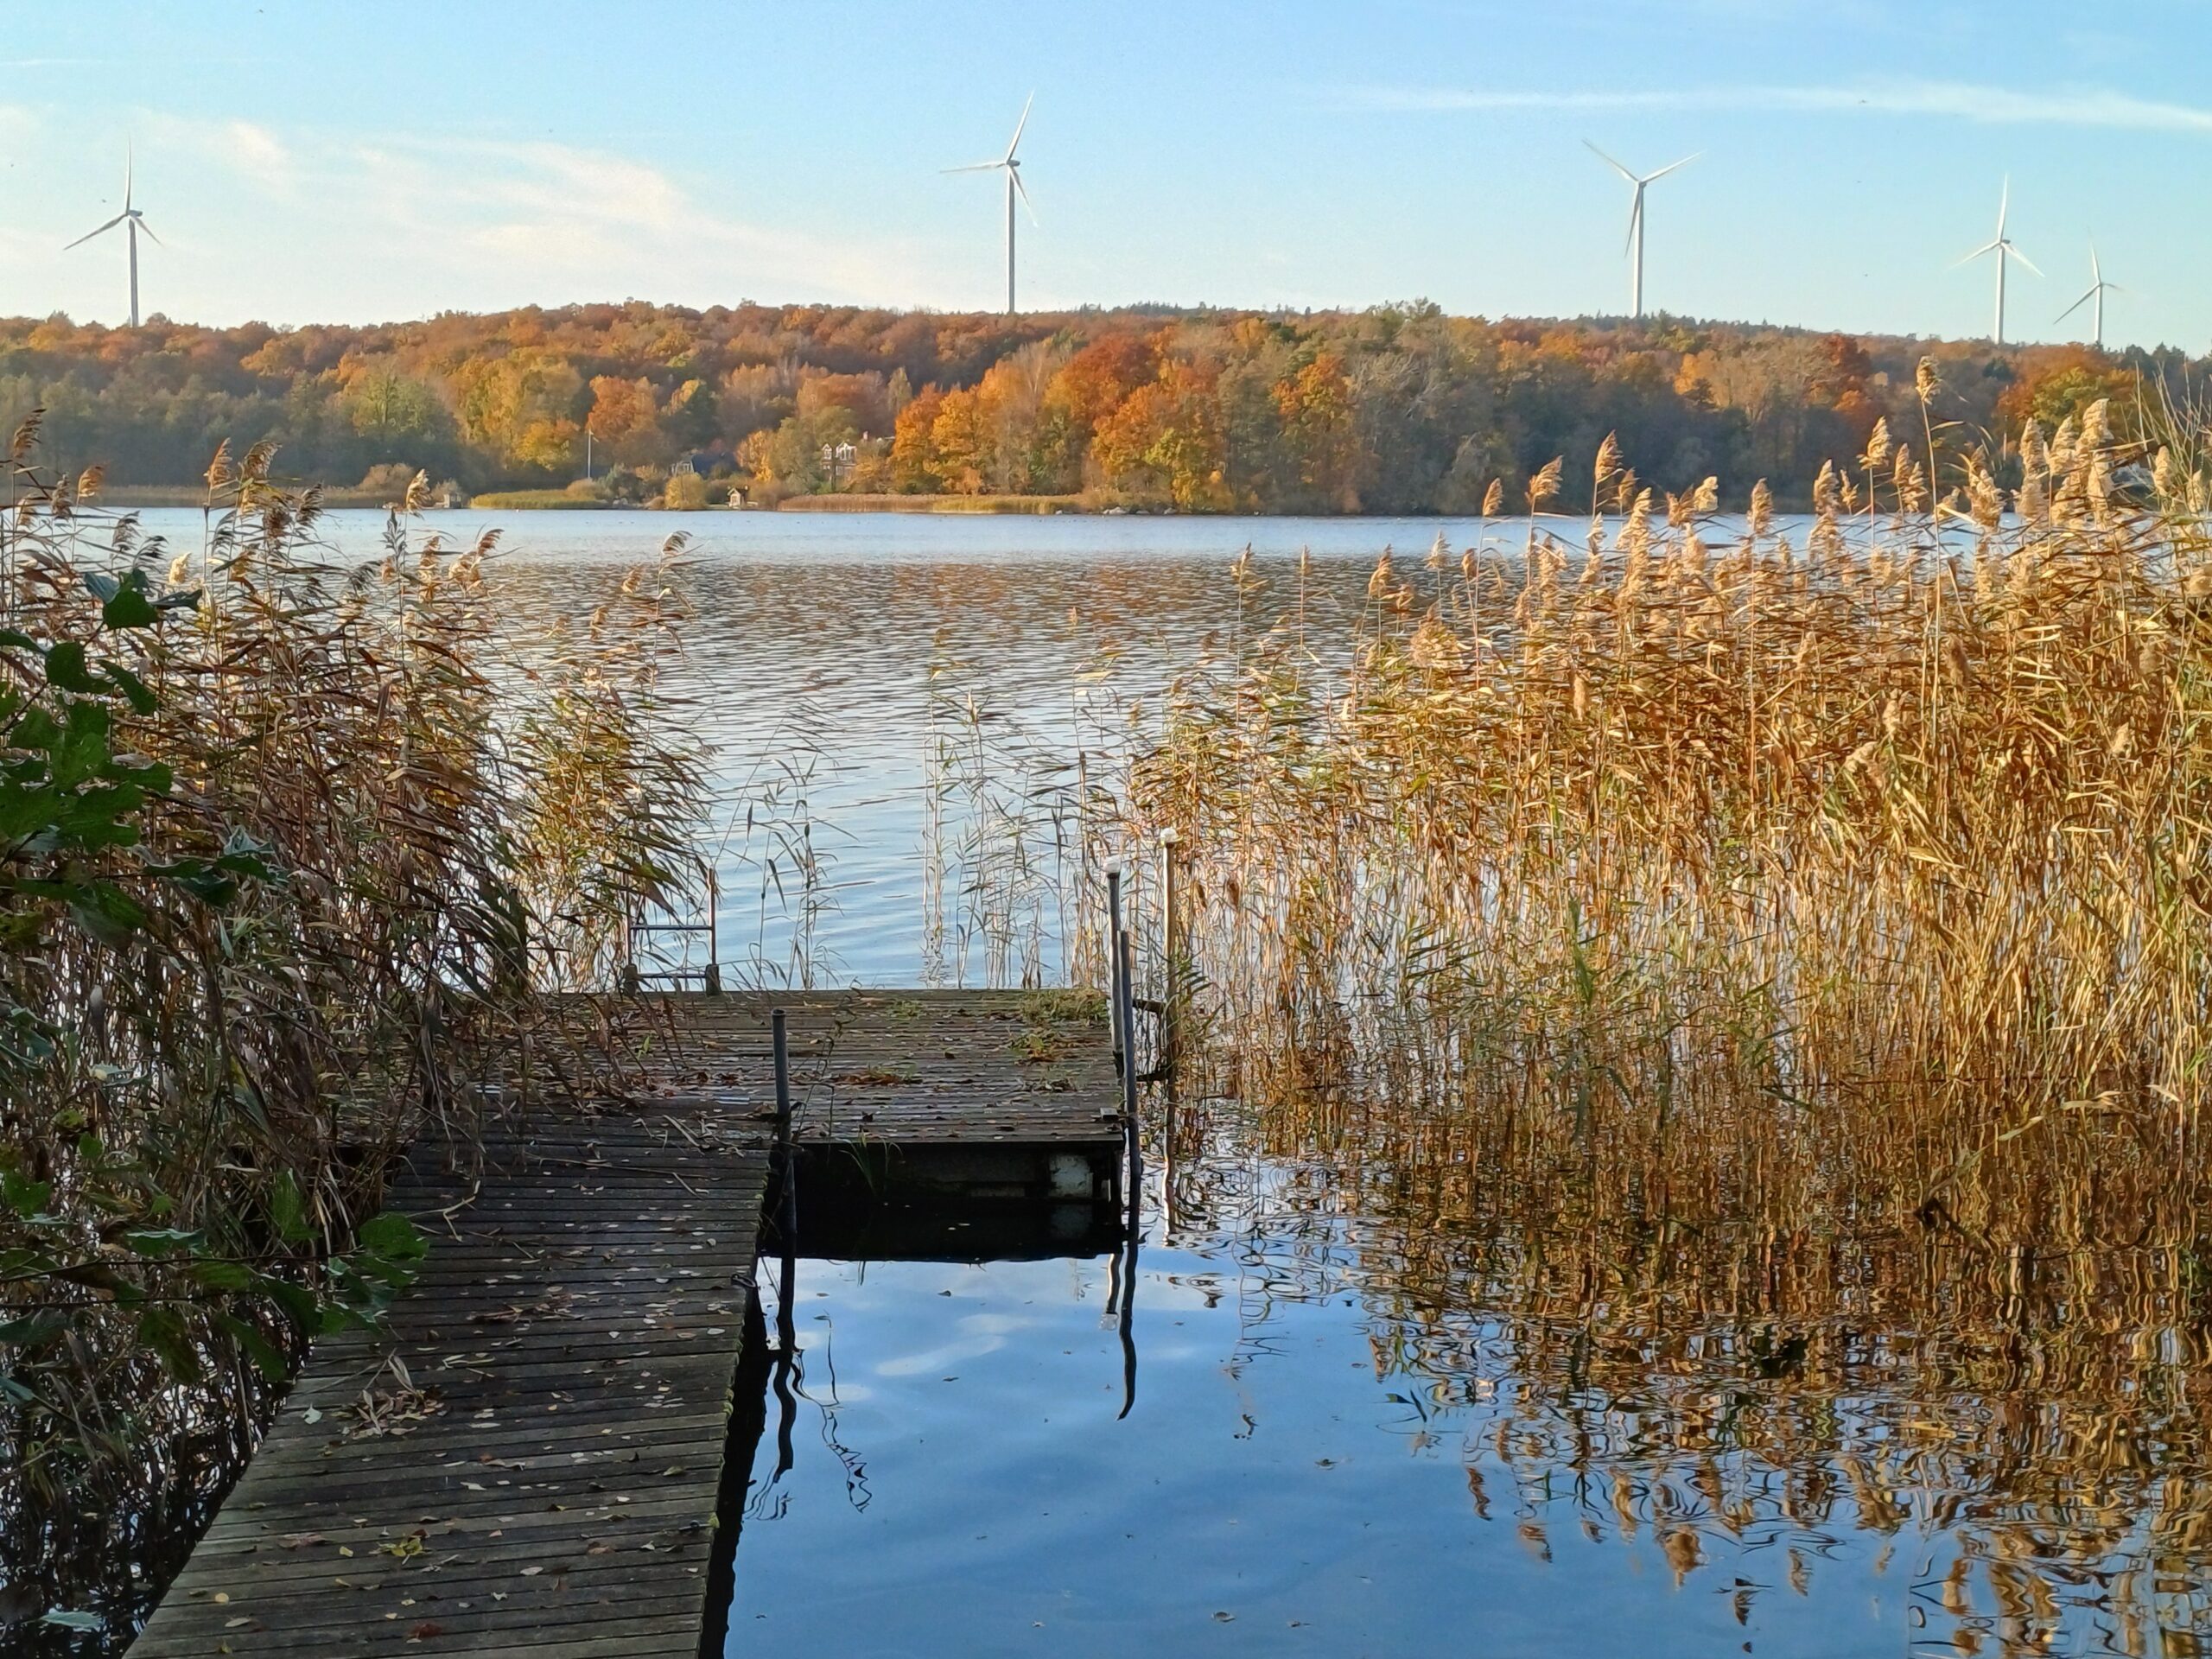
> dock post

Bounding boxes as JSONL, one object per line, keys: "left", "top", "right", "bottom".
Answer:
{"left": 1159, "top": 829, "right": 1183, "bottom": 1080}
{"left": 1105, "top": 868, "right": 1142, "bottom": 1229}
{"left": 771, "top": 1007, "right": 797, "bottom": 1239}
{"left": 704, "top": 863, "right": 721, "bottom": 995}
{"left": 1106, "top": 868, "right": 1126, "bottom": 1071}
{"left": 1117, "top": 926, "right": 1140, "bottom": 1128}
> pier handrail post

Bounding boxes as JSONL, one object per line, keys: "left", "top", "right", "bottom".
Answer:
{"left": 1159, "top": 829, "right": 1183, "bottom": 1081}
{"left": 704, "top": 863, "right": 721, "bottom": 995}
{"left": 1106, "top": 868, "right": 1127, "bottom": 1071}
{"left": 771, "top": 1007, "right": 797, "bottom": 1240}
{"left": 1117, "top": 927, "right": 1140, "bottom": 1125}
{"left": 1117, "top": 920, "right": 1142, "bottom": 1235}
{"left": 1109, "top": 870, "right": 1144, "bottom": 1234}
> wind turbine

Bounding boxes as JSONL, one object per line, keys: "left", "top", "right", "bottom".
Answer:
{"left": 66, "top": 146, "right": 162, "bottom": 328}
{"left": 2056, "top": 244, "right": 2121, "bottom": 351}
{"left": 945, "top": 94, "right": 1037, "bottom": 315}
{"left": 1584, "top": 141, "right": 1698, "bottom": 321}
{"left": 1954, "top": 178, "right": 2040, "bottom": 346}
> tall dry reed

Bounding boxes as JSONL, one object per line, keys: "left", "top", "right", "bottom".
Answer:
{"left": 1135, "top": 393, "right": 2212, "bottom": 1253}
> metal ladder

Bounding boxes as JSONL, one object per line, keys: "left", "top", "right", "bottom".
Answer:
{"left": 622, "top": 859, "right": 722, "bottom": 994}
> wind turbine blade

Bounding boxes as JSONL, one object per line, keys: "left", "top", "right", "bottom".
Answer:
{"left": 943, "top": 161, "right": 1004, "bottom": 173}
{"left": 1950, "top": 239, "right": 2000, "bottom": 268}
{"left": 1641, "top": 151, "right": 1700, "bottom": 183}
{"left": 1011, "top": 166, "right": 1039, "bottom": 226}
{"left": 1996, "top": 175, "right": 2009, "bottom": 236}
{"left": 64, "top": 213, "right": 127, "bottom": 250}
{"left": 2056, "top": 289, "right": 2094, "bottom": 323}
{"left": 1582, "top": 139, "right": 1636, "bottom": 183}
{"left": 1004, "top": 92, "right": 1034, "bottom": 162}
{"left": 124, "top": 143, "right": 133, "bottom": 212}
{"left": 1624, "top": 190, "right": 1642, "bottom": 256}
{"left": 134, "top": 218, "right": 163, "bottom": 249}
{"left": 2089, "top": 242, "right": 2101, "bottom": 283}
{"left": 2005, "top": 244, "right": 2043, "bottom": 278}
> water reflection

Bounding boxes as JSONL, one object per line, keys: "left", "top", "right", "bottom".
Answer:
{"left": 723, "top": 1136, "right": 2210, "bottom": 1656}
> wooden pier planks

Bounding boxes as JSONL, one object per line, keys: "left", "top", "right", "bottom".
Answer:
{"left": 128, "top": 988, "right": 1124, "bottom": 1656}
{"left": 649, "top": 989, "right": 1125, "bottom": 1175}
{"left": 129, "top": 1109, "right": 772, "bottom": 1658}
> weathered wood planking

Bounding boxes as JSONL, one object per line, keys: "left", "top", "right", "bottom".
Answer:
{"left": 130, "top": 989, "right": 1125, "bottom": 1656}
{"left": 640, "top": 990, "right": 1126, "bottom": 1204}
{"left": 129, "top": 1110, "right": 772, "bottom": 1659}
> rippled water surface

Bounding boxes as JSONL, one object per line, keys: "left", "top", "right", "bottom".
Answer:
{"left": 138, "top": 505, "right": 1447, "bottom": 982}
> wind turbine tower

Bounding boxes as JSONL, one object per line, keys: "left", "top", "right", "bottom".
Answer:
{"left": 946, "top": 94, "right": 1037, "bottom": 315}
{"left": 66, "top": 148, "right": 163, "bottom": 329}
{"left": 1584, "top": 141, "right": 1698, "bottom": 320}
{"left": 1955, "top": 179, "right": 2040, "bottom": 346}
{"left": 2056, "top": 245, "right": 2121, "bottom": 351}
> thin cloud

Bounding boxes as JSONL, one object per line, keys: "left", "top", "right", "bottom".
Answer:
{"left": 1334, "top": 79, "right": 2212, "bottom": 133}
{"left": 35, "top": 116, "right": 956, "bottom": 316}
{"left": 336, "top": 133, "right": 924, "bottom": 302}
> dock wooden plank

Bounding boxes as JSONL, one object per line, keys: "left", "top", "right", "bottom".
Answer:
{"left": 129, "top": 1108, "right": 771, "bottom": 1659}
{"left": 130, "top": 988, "right": 1125, "bottom": 1656}
{"left": 637, "top": 990, "right": 1119, "bottom": 1141}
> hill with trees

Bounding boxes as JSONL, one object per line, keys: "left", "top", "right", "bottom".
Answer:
{"left": 0, "top": 300, "right": 2188, "bottom": 510}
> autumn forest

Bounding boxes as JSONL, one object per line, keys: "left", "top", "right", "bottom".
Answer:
{"left": 0, "top": 299, "right": 2187, "bottom": 510}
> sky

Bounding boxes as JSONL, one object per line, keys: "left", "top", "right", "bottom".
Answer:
{"left": 3, "top": 0, "right": 2208, "bottom": 351}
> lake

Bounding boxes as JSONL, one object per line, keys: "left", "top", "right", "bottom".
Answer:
{"left": 105, "top": 505, "right": 2210, "bottom": 1657}
{"left": 131, "top": 505, "right": 1491, "bottom": 983}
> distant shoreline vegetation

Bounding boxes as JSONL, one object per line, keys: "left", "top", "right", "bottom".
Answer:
{"left": 0, "top": 300, "right": 2190, "bottom": 516}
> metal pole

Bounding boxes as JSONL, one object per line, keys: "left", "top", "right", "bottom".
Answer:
{"left": 1159, "top": 829, "right": 1182, "bottom": 1081}
{"left": 1106, "top": 868, "right": 1126, "bottom": 1069}
{"left": 1111, "top": 871, "right": 1144, "bottom": 1256}
{"left": 1118, "top": 928, "right": 1140, "bottom": 1123}
{"left": 704, "top": 864, "right": 721, "bottom": 995}
{"left": 771, "top": 1007, "right": 797, "bottom": 1241}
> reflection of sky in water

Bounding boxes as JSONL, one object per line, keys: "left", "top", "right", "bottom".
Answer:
{"left": 730, "top": 1237, "right": 1933, "bottom": 1659}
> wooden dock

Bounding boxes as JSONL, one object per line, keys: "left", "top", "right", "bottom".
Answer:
{"left": 657, "top": 990, "right": 1125, "bottom": 1207}
{"left": 128, "top": 988, "right": 1123, "bottom": 1657}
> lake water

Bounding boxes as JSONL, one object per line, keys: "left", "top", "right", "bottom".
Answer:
{"left": 106, "top": 506, "right": 2211, "bottom": 1657}
{"left": 725, "top": 1232, "right": 1910, "bottom": 1659}
{"left": 131, "top": 505, "right": 1482, "bottom": 984}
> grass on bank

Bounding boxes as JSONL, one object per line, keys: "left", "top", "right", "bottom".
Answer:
{"left": 467, "top": 487, "right": 614, "bottom": 510}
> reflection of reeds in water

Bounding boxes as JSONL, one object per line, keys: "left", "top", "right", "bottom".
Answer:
{"left": 1158, "top": 1105, "right": 2212, "bottom": 1652}
{"left": 1128, "top": 402, "right": 2212, "bottom": 1654}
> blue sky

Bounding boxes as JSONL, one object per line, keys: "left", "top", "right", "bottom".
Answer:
{"left": 3, "top": 0, "right": 2208, "bottom": 349}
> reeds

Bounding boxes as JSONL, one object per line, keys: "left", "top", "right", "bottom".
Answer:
{"left": 1127, "top": 407, "right": 2212, "bottom": 1642}
{"left": 1135, "top": 398, "right": 2212, "bottom": 1252}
